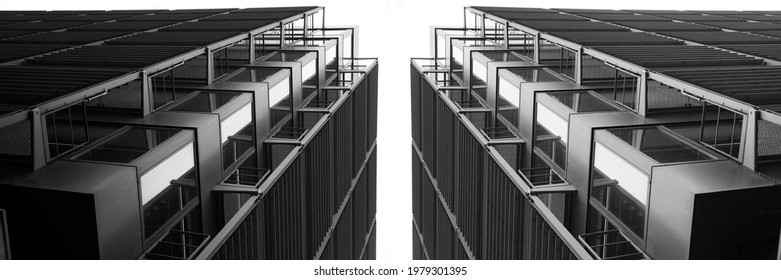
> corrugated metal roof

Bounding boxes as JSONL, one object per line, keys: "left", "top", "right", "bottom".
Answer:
{"left": 512, "top": 21, "right": 627, "bottom": 32}
{"left": 612, "top": 21, "right": 720, "bottom": 32}
{"left": 0, "top": 66, "right": 129, "bottom": 106}
{"left": 26, "top": 45, "right": 196, "bottom": 68}
{"left": 3, "top": 31, "right": 132, "bottom": 45}
{"left": 548, "top": 31, "right": 682, "bottom": 46}
{"left": 663, "top": 66, "right": 781, "bottom": 109}
{"left": 106, "top": 31, "right": 240, "bottom": 46}
{"left": 161, "top": 20, "right": 274, "bottom": 32}
{"left": 595, "top": 45, "right": 762, "bottom": 68}
{"left": 660, "top": 31, "right": 781, "bottom": 44}
{"left": 718, "top": 44, "right": 781, "bottom": 61}
{"left": 69, "top": 21, "right": 177, "bottom": 32}
{"left": 0, "top": 44, "right": 70, "bottom": 63}
{"left": 699, "top": 21, "right": 781, "bottom": 31}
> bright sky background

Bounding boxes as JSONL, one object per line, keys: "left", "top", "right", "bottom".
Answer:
{"left": 1, "top": 0, "right": 780, "bottom": 261}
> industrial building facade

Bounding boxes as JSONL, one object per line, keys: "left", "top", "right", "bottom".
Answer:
{"left": 412, "top": 7, "right": 781, "bottom": 260}
{"left": 0, "top": 6, "right": 377, "bottom": 260}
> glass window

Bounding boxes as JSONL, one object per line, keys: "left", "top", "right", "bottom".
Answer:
{"left": 141, "top": 142, "right": 198, "bottom": 239}
{"left": 591, "top": 141, "right": 648, "bottom": 239}
{"left": 608, "top": 126, "right": 717, "bottom": 164}
{"left": 74, "top": 127, "right": 180, "bottom": 164}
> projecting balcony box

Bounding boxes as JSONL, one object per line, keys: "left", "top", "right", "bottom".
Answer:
{"left": 585, "top": 125, "right": 781, "bottom": 259}
{"left": 0, "top": 126, "right": 203, "bottom": 259}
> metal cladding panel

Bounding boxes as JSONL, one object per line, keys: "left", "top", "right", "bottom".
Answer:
{"left": 305, "top": 119, "right": 334, "bottom": 256}
{"left": 472, "top": 7, "right": 556, "bottom": 13}
{"left": 3, "top": 160, "right": 141, "bottom": 259}
{"left": 263, "top": 156, "right": 306, "bottom": 259}
{"left": 648, "top": 161, "right": 781, "bottom": 259}
{"left": 43, "top": 14, "right": 135, "bottom": 22}
{"left": 119, "top": 13, "right": 214, "bottom": 22}
{"left": 662, "top": 66, "right": 781, "bottom": 107}
{"left": 200, "top": 12, "right": 302, "bottom": 21}
{"left": 566, "top": 112, "right": 657, "bottom": 234}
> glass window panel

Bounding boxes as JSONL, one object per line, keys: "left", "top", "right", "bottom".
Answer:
{"left": 74, "top": 127, "right": 180, "bottom": 164}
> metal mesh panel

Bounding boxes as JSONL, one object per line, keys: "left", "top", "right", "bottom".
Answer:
{"left": 758, "top": 119, "right": 781, "bottom": 158}
{"left": 0, "top": 120, "right": 31, "bottom": 156}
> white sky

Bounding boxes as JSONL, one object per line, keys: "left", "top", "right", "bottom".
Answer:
{"left": 2, "top": 0, "right": 780, "bottom": 261}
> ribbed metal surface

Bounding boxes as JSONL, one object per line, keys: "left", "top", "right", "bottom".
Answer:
{"left": 660, "top": 31, "right": 781, "bottom": 44}
{"left": 489, "top": 12, "right": 586, "bottom": 21}
{"left": 263, "top": 155, "right": 305, "bottom": 259}
{"left": 580, "top": 13, "right": 669, "bottom": 22}
{"left": 653, "top": 14, "right": 745, "bottom": 22}
{"left": 119, "top": 13, "right": 214, "bottom": 22}
{"left": 724, "top": 14, "right": 781, "bottom": 23}
{"left": 0, "top": 44, "right": 70, "bottom": 63}
{"left": 594, "top": 45, "right": 762, "bottom": 68}
{"left": 611, "top": 21, "right": 720, "bottom": 32}
{"left": 3, "top": 31, "right": 131, "bottom": 44}
{"left": 554, "top": 8, "right": 629, "bottom": 14}
{"left": 43, "top": 14, "right": 135, "bottom": 22}
{"left": 699, "top": 21, "right": 781, "bottom": 31}
{"left": 719, "top": 44, "right": 781, "bottom": 61}
{"left": 162, "top": 20, "right": 274, "bottom": 32}
{"left": 753, "top": 30, "right": 781, "bottom": 38}
{"left": 482, "top": 156, "right": 524, "bottom": 259}
{"left": 0, "top": 31, "right": 32, "bottom": 39}
{"left": 209, "top": 198, "right": 265, "bottom": 260}
{"left": 0, "top": 21, "right": 89, "bottom": 31}
{"left": 411, "top": 61, "right": 593, "bottom": 260}
{"left": 663, "top": 66, "right": 781, "bottom": 107}
{"left": 0, "top": 66, "right": 128, "bottom": 106}
{"left": 27, "top": 45, "right": 195, "bottom": 68}
{"left": 549, "top": 31, "right": 682, "bottom": 46}
{"left": 106, "top": 32, "right": 239, "bottom": 46}
{"left": 514, "top": 20, "right": 628, "bottom": 32}
{"left": 201, "top": 12, "right": 302, "bottom": 21}
{"left": 70, "top": 21, "right": 177, "bottom": 31}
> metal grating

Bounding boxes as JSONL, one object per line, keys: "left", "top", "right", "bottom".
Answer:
{"left": 26, "top": 45, "right": 196, "bottom": 68}
{"left": 0, "top": 66, "right": 129, "bottom": 106}
{"left": 106, "top": 31, "right": 240, "bottom": 46}
{"left": 3, "top": 31, "right": 131, "bottom": 45}
{"left": 663, "top": 66, "right": 781, "bottom": 108}
{"left": 0, "top": 44, "right": 69, "bottom": 63}
{"left": 659, "top": 31, "right": 781, "bottom": 44}
{"left": 719, "top": 44, "right": 781, "bottom": 61}
{"left": 547, "top": 31, "right": 683, "bottom": 46}
{"left": 594, "top": 45, "right": 762, "bottom": 68}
